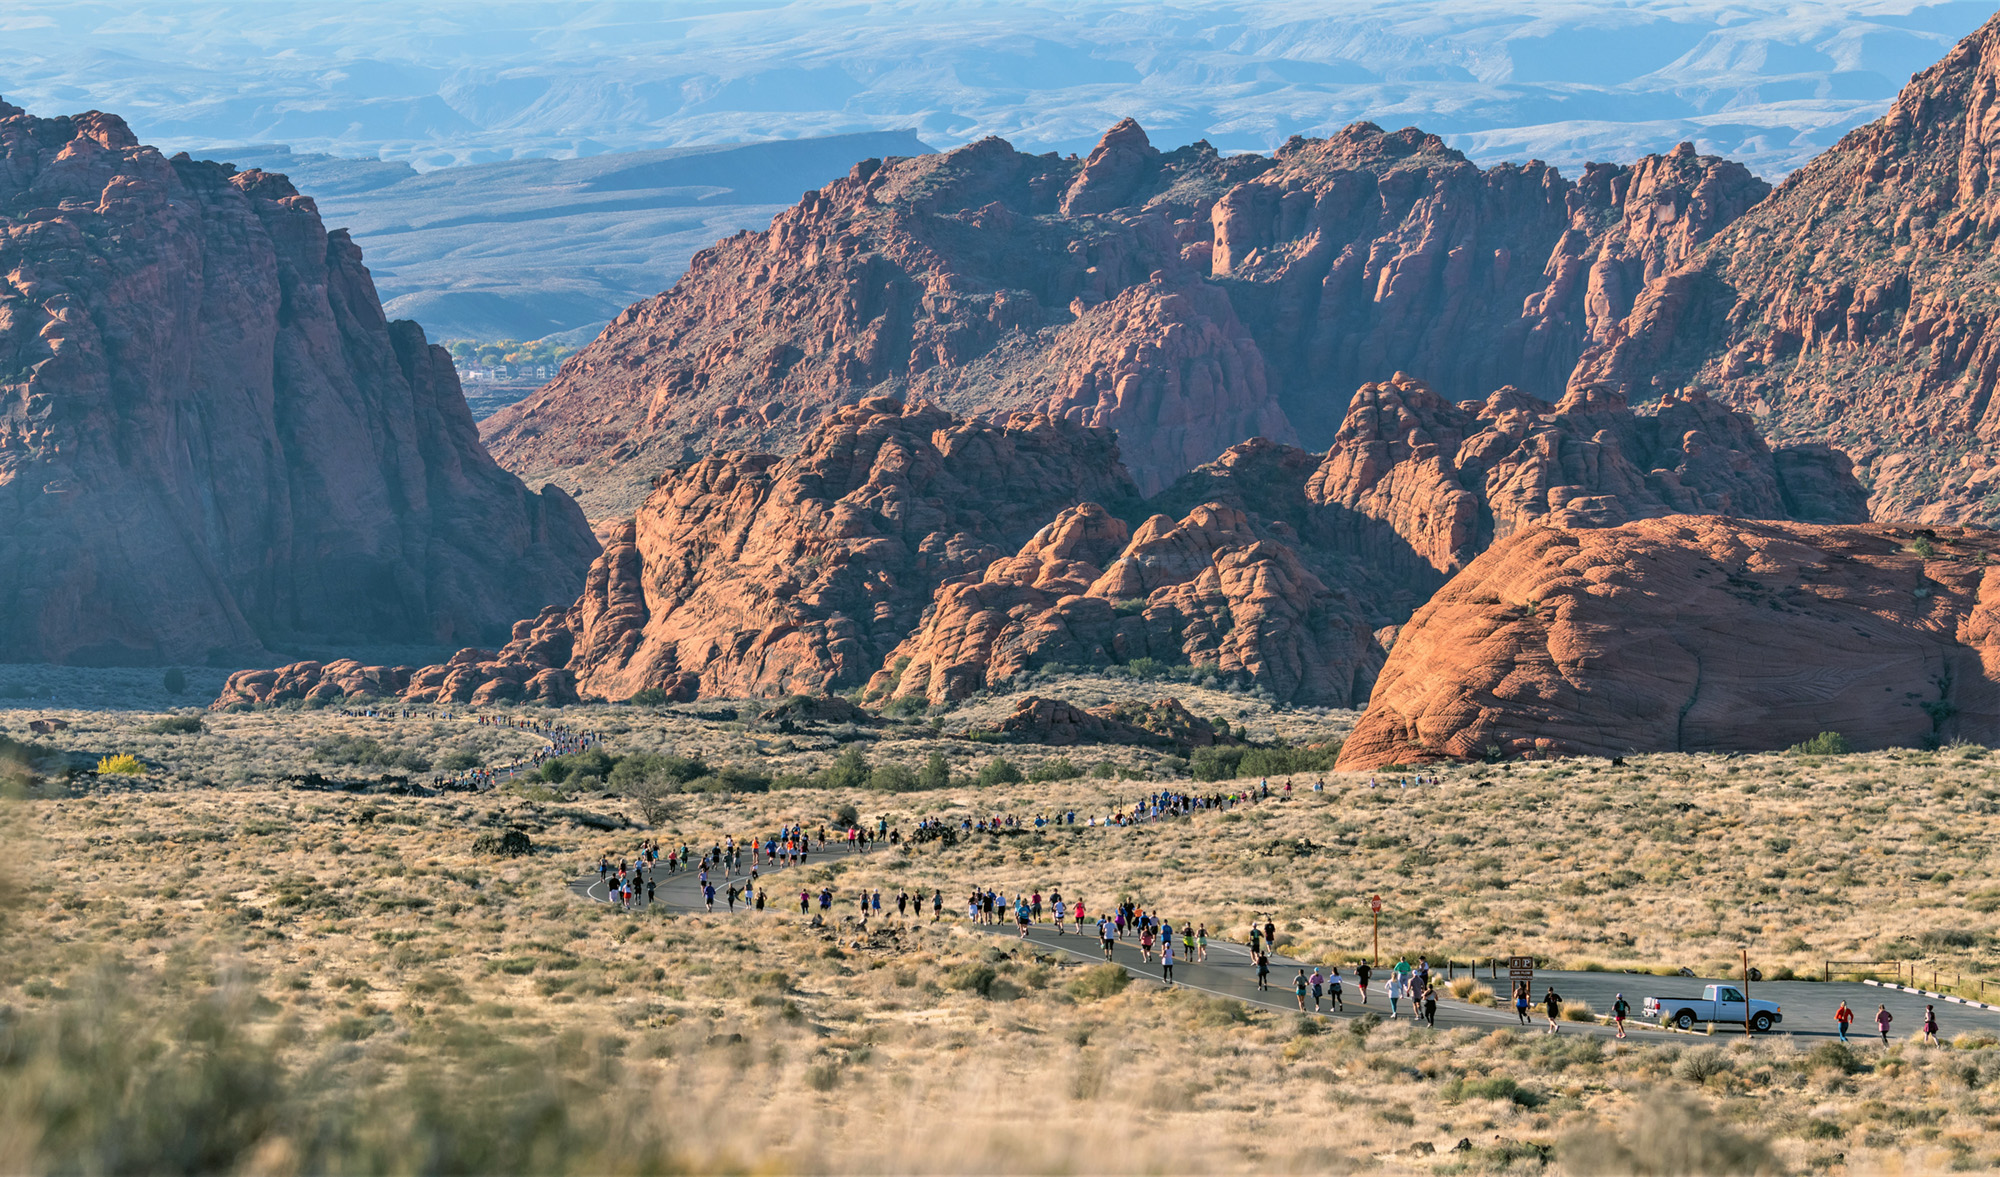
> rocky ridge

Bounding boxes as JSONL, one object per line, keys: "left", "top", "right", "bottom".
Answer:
{"left": 482, "top": 120, "right": 1764, "bottom": 518}
{"left": 1571, "top": 11, "right": 2000, "bottom": 527}
{"left": 1338, "top": 516, "right": 2000, "bottom": 768}
{"left": 0, "top": 101, "right": 598, "bottom": 665}
{"left": 868, "top": 501, "right": 1381, "bottom": 708}
{"left": 970, "top": 695, "right": 1234, "bottom": 752}
{"left": 220, "top": 381, "right": 1871, "bottom": 712}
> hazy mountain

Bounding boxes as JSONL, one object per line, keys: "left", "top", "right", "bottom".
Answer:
{"left": 1, "top": 1, "right": 1991, "bottom": 179}
{"left": 213, "top": 132, "right": 934, "bottom": 342}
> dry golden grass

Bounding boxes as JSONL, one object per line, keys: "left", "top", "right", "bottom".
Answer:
{"left": 5, "top": 682, "right": 2000, "bottom": 1172}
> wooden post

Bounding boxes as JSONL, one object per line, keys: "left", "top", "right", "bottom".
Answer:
{"left": 1743, "top": 948, "right": 1752, "bottom": 1037}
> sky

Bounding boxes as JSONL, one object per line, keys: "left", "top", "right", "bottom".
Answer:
{"left": 1, "top": 0, "right": 1993, "bottom": 177}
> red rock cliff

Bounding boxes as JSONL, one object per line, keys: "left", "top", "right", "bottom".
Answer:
{"left": 0, "top": 102, "right": 598, "bottom": 665}
{"left": 484, "top": 120, "right": 1763, "bottom": 518}
{"left": 1571, "top": 12, "right": 2000, "bottom": 527}
{"left": 1338, "top": 516, "right": 2000, "bottom": 768}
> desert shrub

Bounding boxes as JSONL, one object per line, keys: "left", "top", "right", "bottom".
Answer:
{"left": 918, "top": 752, "right": 951, "bottom": 790}
{"left": 161, "top": 667, "right": 187, "bottom": 695}
{"left": 1561, "top": 1097, "right": 1769, "bottom": 1175}
{"left": 946, "top": 963, "right": 1017, "bottom": 1000}
{"left": 677, "top": 766, "right": 771, "bottom": 794}
{"left": 1675, "top": 1047, "right": 1734, "bottom": 1083}
{"left": 538, "top": 749, "right": 614, "bottom": 785}
{"left": 1192, "top": 744, "right": 1339, "bottom": 780}
{"left": 1090, "top": 761, "right": 1116, "bottom": 779}
{"left": 314, "top": 736, "right": 429, "bottom": 773}
{"left": 1450, "top": 1076, "right": 1543, "bottom": 1107}
{"left": 1238, "top": 744, "right": 1339, "bottom": 777}
{"left": 1029, "top": 756, "right": 1080, "bottom": 782}
{"left": 608, "top": 752, "right": 707, "bottom": 791}
{"left": 1806, "top": 1041, "right": 1863, "bottom": 1074}
{"left": 1789, "top": 731, "right": 1853, "bottom": 755}
{"left": 1066, "top": 963, "right": 1130, "bottom": 1000}
{"left": 144, "top": 715, "right": 204, "bottom": 735}
{"left": 472, "top": 829, "right": 533, "bottom": 857}
{"left": 1448, "top": 976, "right": 1497, "bottom": 1005}
{"left": 1919, "top": 928, "right": 1982, "bottom": 950}
{"left": 868, "top": 763, "right": 918, "bottom": 792}
{"left": 625, "top": 687, "right": 670, "bottom": 705}
{"left": 817, "top": 747, "right": 871, "bottom": 791}
{"left": 1561, "top": 999, "right": 1598, "bottom": 1022}
{"left": 437, "top": 747, "right": 481, "bottom": 772}
{"left": 882, "top": 695, "right": 927, "bottom": 718}
{"left": 1190, "top": 746, "right": 1245, "bottom": 782}
{"left": 977, "top": 757, "right": 1024, "bottom": 787}
{"left": 95, "top": 754, "right": 145, "bottom": 776}
{"left": 833, "top": 803, "right": 860, "bottom": 828}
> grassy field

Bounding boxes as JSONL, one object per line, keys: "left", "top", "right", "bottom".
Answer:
{"left": 4, "top": 677, "right": 2000, "bottom": 1173}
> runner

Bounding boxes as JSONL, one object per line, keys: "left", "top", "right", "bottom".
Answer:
{"left": 1877, "top": 1004, "right": 1894, "bottom": 1043}
{"left": 1255, "top": 951, "right": 1270, "bottom": 992}
{"left": 1196, "top": 924, "right": 1208, "bottom": 963}
{"left": 1514, "top": 981, "right": 1531, "bottom": 1026}
{"left": 1421, "top": 982, "right": 1438, "bottom": 1028}
{"left": 1294, "top": 969, "right": 1310, "bottom": 1011}
{"left": 1835, "top": 1001, "right": 1854, "bottom": 1043}
{"left": 1160, "top": 938, "right": 1175, "bottom": 986}
{"left": 1356, "top": 960, "right": 1372, "bottom": 1004}
{"left": 1308, "top": 967, "right": 1324, "bottom": 1012}
{"left": 1923, "top": 1004, "right": 1940, "bottom": 1046}
{"left": 1328, "top": 966, "right": 1345, "bottom": 1011}
{"left": 1612, "top": 993, "right": 1630, "bottom": 1039}
{"left": 1181, "top": 922, "right": 1195, "bottom": 963}
{"left": 1542, "top": 986, "right": 1564, "bottom": 1034}
{"left": 1387, "top": 972, "right": 1404, "bottom": 1020}
{"left": 1139, "top": 920, "right": 1155, "bottom": 963}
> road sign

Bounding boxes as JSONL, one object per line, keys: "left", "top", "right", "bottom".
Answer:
{"left": 1369, "top": 895, "right": 1382, "bottom": 913}
{"left": 1508, "top": 955, "right": 1535, "bottom": 981}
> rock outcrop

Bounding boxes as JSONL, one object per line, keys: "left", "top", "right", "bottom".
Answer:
{"left": 0, "top": 101, "right": 598, "bottom": 665}
{"left": 483, "top": 120, "right": 1763, "bottom": 517}
{"left": 212, "top": 660, "right": 417, "bottom": 708}
{"left": 1570, "top": 12, "right": 2000, "bottom": 527}
{"left": 871, "top": 500, "right": 1381, "bottom": 707}
{"left": 1338, "top": 516, "right": 2000, "bottom": 768}
{"left": 971, "top": 694, "right": 1232, "bottom": 751}
{"left": 1302, "top": 372, "right": 1868, "bottom": 593}
{"left": 555, "top": 399, "right": 1138, "bottom": 701}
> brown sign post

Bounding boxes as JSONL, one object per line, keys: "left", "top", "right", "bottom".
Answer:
{"left": 1508, "top": 955, "right": 1535, "bottom": 998}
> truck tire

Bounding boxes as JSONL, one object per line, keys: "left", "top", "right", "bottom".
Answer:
{"left": 1675, "top": 1010, "right": 1697, "bottom": 1030}
{"left": 1751, "top": 1012, "right": 1773, "bottom": 1033}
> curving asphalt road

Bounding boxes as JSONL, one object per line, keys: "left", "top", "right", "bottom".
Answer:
{"left": 569, "top": 839, "right": 2000, "bottom": 1045}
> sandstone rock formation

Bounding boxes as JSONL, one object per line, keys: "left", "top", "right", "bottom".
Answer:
{"left": 0, "top": 101, "right": 598, "bottom": 665}
{"left": 1302, "top": 372, "right": 1868, "bottom": 593}
{"left": 870, "top": 500, "right": 1381, "bottom": 707}
{"left": 1569, "top": 12, "right": 2000, "bottom": 526}
{"left": 971, "top": 695, "right": 1232, "bottom": 752}
{"left": 1137, "top": 373, "right": 1870, "bottom": 624}
{"left": 214, "top": 660, "right": 416, "bottom": 708}
{"left": 483, "top": 120, "right": 1763, "bottom": 517}
{"left": 554, "top": 399, "right": 1138, "bottom": 701}
{"left": 1338, "top": 516, "right": 2000, "bottom": 768}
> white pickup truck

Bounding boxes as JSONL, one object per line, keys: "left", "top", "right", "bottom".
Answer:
{"left": 1642, "top": 985, "right": 1784, "bottom": 1032}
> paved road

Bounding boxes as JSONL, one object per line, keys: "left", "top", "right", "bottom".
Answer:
{"left": 570, "top": 844, "right": 2000, "bottom": 1044}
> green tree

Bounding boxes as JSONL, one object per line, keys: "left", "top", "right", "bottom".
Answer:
{"left": 977, "top": 757, "right": 1023, "bottom": 787}
{"left": 820, "top": 746, "right": 871, "bottom": 790}
{"left": 919, "top": 751, "right": 951, "bottom": 790}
